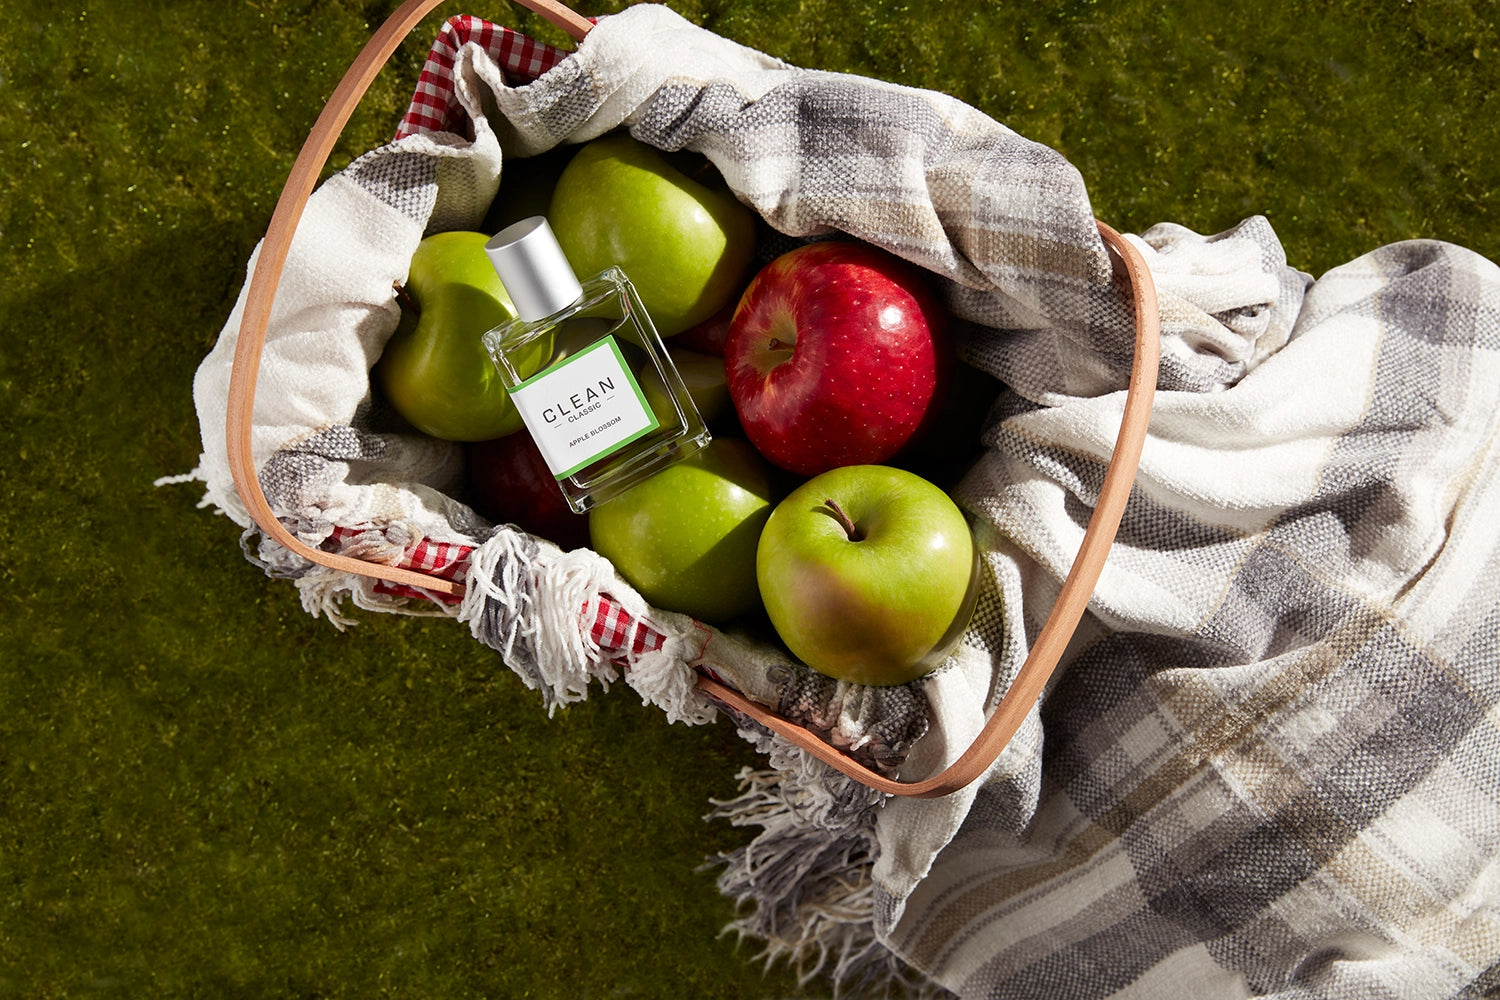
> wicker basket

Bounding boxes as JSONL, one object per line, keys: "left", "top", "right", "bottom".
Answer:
{"left": 223, "top": 0, "right": 1161, "bottom": 798}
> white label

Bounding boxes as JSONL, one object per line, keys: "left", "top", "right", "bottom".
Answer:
{"left": 509, "top": 336, "right": 659, "bottom": 479}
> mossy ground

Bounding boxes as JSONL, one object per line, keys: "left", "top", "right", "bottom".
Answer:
{"left": 2, "top": 1, "right": 1496, "bottom": 997}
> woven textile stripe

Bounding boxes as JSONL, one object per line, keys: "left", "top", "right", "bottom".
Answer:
{"left": 396, "top": 15, "right": 568, "bottom": 138}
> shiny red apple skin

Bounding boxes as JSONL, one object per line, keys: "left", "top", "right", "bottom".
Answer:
{"left": 465, "top": 432, "right": 590, "bottom": 550}
{"left": 724, "top": 241, "right": 950, "bottom": 476}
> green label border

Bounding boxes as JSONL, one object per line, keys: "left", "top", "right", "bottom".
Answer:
{"left": 513, "top": 335, "right": 660, "bottom": 480}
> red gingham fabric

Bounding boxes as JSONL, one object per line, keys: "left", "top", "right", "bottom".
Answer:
{"left": 583, "top": 594, "right": 671, "bottom": 658}
{"left": 326, "top": 526, "right": 471, "bottom": 602}
{"left": 323, "top": 527, "right": 668, "bottom": 658}
{"left": 396, "top": 15, "right": 570, "bottom": 138}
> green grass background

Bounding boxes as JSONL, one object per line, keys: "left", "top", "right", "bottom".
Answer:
{"left": 2, "top": 1, "right": 1496, "bottom": 997}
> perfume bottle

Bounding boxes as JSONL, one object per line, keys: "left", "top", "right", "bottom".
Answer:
{"left": 481, "top": 216, "right": 711, "bottom": 513}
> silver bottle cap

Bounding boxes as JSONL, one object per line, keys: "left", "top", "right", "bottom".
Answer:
{"left": 485, "top": 216, "right": 584, "bottom": 323}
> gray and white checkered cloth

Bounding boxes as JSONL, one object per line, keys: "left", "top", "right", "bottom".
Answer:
{"left": 192, "top": 6, "right": 1500, "bottom": 996}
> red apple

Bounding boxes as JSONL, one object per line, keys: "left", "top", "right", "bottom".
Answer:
{"left": 724, "top": 241, "right": 950, "bottom": 476}
{"left": 893, "top": 359, "right": 1002, "bottom": 490}
{"left": 673, "top": 300, "right": 736, "bottom": 356}
{"left": 465, "top": 432, "right": 590, "bottom": 550}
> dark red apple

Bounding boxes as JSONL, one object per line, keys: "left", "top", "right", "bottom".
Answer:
{"left": 893, "top": 357, "right": 1002, "bottom": 490}
{"left": 724, "top": 241, "right": 950, "bottom": 476}
{"left": 673, "top": 300, "right": 735, "bottom": 356}
{"left": 465, "top": 432, "right": 590, "bottom": 550}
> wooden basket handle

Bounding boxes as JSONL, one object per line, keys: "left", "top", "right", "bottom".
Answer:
{"left": 225, "top": 0, "right": 588, "bottom": 599}
{"left": 697, "top": 220, "right": 1161, "bottom": 797}
{"left": 227, "top": 0, "right": 1161, "bottom": 797}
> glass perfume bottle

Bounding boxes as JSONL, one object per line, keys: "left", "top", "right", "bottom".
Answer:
{"left": 481, "top": 216, "right": 711, "bottom": 513}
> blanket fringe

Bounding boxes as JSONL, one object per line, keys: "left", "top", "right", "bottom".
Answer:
{"left": 292, "top": 563, "right": 458, "bottom": 629}
{"left": 458, "top": 531, "right": 622, "bottom": 715}
{"left": 152, "top": 461, "right": 252, "bottom": 525}
{"left": 706, "top": 758, "right": 951, "bottom": 999}
{"left": 625, "top": 631, "right": 718, "bottom": 725}
{"left": 158, "top": 465, "right": 458, "bottom": 628}
{"left": 532, "top": 547, "right": 623, "bottom": 703}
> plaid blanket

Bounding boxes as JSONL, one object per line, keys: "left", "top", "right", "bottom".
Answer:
{"left": 190, "top": 6, "right": 1500, "bottom": 997}
{"left": 898, "top": 231, "right": 1500, "bottom": 998}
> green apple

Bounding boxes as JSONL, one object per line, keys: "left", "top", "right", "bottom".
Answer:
{"left": 375, "top": 231, "right": 549, "bottom": 441}
{"left": 548, "top": 134, "right": 757, "bottom": 337}
{"left": 589, "top": 437, "right": 776, "bottom": 624}
{"left": 641, "top": 346, "right": 734, "bottom": 430}
{"left": 757, "top": 465, "right": 977, "bottom": 686}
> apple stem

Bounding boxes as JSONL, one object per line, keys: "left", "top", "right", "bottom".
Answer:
{"left": 392, "top": 279, "right": 418, "bottom": 315}
{"left": 767, "top": 337, "right": 792, "bottom": 352}
{"left": 823, "top": 498, "right": 865, "bottom": 542}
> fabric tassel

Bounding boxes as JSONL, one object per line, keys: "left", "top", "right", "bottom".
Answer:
{"left": 154, "top": 462, "right": 253, "bottom": 526}
{"left": 530, "top": 547, "right": 623, "bottom": 701}
{"left": 291, "top": 564, "right": 457, "bottom": 630}
{"left": 459, "top": 530, "right": 626, "bottom": 715}
{"left": 624, "top": 629, "right": 718, "bottom": 726}
{"left": 707, "top": 764, "right": 950, "bottom": 999}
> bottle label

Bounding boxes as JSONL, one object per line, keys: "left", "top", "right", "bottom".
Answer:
{"left": 509, "top": 335, "right": 660, "bottom": 479}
